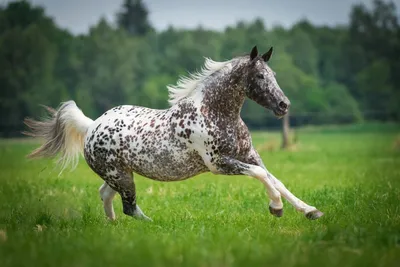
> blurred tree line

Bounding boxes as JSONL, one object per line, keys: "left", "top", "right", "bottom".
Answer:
{"left": 0, "top": 0, "right": 399, "bottom": 136}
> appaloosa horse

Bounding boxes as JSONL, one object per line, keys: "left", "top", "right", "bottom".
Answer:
{"left": 24, "top": 46, "right": 323, "bottom": 221}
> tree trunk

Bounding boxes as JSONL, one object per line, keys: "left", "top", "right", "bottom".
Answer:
{"left": 281, "top": 111, "right": 290, "bottom": 149}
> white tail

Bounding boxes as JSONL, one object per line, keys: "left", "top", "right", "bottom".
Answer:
{"left": 23, "top": 100, "right": 94, "bottom": 174}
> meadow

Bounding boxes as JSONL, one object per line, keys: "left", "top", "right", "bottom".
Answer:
{"left": 0, "top": 123, "right": 399, "bottom": 267}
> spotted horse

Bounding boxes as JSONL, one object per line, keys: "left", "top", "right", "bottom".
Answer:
{"left": 23, "top": 46, "right": 324, "bottom": 221}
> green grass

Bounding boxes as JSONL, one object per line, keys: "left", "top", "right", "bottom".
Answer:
{"left": 0, "top": 123, "right": 399, "bottom": 267}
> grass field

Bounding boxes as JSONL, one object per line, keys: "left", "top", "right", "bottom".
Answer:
{"left": 0, "top": 123, "right": 399, "bottom": 267}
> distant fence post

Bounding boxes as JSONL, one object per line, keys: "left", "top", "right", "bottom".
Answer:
{"left": 281, "top": 111, "right": 290, "bottom": 149}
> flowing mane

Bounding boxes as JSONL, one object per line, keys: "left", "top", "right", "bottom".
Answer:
{"left": 167, "top": 57, "right": 234, "bottom": 106}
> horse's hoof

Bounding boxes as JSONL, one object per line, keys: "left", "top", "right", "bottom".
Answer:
{"left": 269, "top": 206, "right": 284, "bottom": 217}
{"left": 305, "top": 210, "right": 324, "bottom": 220}
{"left": 134, "top": 214, "right": 153, "bottom": 222}
{"left": 142, "top": 216, "right": 153, "bottom": 222}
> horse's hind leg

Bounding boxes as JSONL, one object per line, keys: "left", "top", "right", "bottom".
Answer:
{"left": 104, "top": 171, "right": 152, "bottom": 221}
{"left": 99, "top": 182, "right": 117, "bottom": 220}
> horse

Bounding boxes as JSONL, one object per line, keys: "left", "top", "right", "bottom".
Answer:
{"left": 23, "top": 46, "right": 324, "bottom": 221}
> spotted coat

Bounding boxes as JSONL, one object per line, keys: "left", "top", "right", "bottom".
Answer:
{"left": 25, "top": 46, "right": 326, "bottom": 221}
{"left": 26, "top": 46, "right": 324, "bottom": 221}
{"left": 80, "top": 46, "right": 293, "bottom": 218}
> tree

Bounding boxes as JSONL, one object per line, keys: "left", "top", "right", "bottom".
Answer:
{"left": 323, "top": 82, "right": 362, "bottom": 123}
{"left": 116, "top": 0, "right": 153, "bottom": 37}
{"left": 346, "top": 0, "right": 400, "bottom": 119}
{"left": 286, "top": 27, "right": 318, "bottom": 77}
{"left": 281, "top": 112, "right": 291, "bottom": 149}
{"left": 74, "top": 19, "right": 142, "bottom": 117}
{"left": 0, "top": 1, "right": 71, "bottom": 137}
{"left": 1, "top": 0, "right": 399, "bottom": 137}
{"left": 355, "top": 59, "right": 395, "bottom": 120}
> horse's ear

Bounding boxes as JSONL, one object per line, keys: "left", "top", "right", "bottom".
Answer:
{"left": 262, "top": 47, "right": 273, "bottom": 62}
{"left": 250, "top": 45, "right": 258, "bottom": 61}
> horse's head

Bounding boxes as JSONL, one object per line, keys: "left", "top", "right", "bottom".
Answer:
{"left": 243, "top": 46, "right": 290, "bottom": 117}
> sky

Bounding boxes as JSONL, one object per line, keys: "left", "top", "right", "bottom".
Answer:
{"left": 2, "top": 0, "right": 400, "bottom": 34}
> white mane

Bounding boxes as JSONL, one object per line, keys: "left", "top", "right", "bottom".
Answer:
{"left": 167, "top": 57, "right": 234, "bottom": 106}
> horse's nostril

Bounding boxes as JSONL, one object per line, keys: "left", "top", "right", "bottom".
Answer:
{"left": 279, "top": 101, "right": 288, "bottom": 110}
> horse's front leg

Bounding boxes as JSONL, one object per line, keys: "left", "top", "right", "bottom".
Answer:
{"left": 248, "top": 148, "right": 324, "bottom": 220}
{"left": 206, "top": 156, "right": 284, "bottom": 216}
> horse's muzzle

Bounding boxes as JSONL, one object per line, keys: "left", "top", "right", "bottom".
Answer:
{"left": 273, "top": 97, "right": 290, "bottom": 118}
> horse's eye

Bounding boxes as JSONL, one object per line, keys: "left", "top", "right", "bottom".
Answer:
{"left": 256, "top": 74, "right": 264, "bottom": 79}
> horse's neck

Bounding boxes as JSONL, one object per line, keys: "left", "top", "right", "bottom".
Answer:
{"left": 196, "top": 61, "right": 246, "bottom": 121}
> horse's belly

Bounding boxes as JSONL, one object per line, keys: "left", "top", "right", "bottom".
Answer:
{"left": 129, "top": 150, "right": 208, "bottom": 181}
